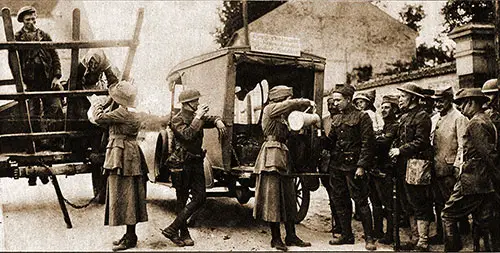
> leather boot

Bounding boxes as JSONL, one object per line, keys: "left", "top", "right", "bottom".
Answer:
{"left": 372, "top": 206, "right": 384, "bottom": 239}
{"left": 270, "top": 222, "right": 287, "bottom": 251}
{"left": 180, "top": 225, "right": 194, "bottom": 246}
{"left": 429, "top": 205, "right": 444, "bottom": 245}
{"left": 160, "top": 225, "right": 185, "bottom": 247}
{"left": 443, "top": 219, "right": 462, "bottom": 252}
{"left": 112, "top": 233, "right": 137, "bottom": 251}
{"left": 415, "top": 220, "right": 430, "bottom": 251}
{"left": 284, "top": 221, "right": 311, "bottom": 247}
{"left": 329, "top": 210, "right": 354, "bottom": 245}
{"left": 332, "top": 210, "right": 342, "bottom": 234}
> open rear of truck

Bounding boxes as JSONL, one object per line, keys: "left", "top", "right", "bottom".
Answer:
{"left": 153, "top": 46, "right": 326, "bottom": 222}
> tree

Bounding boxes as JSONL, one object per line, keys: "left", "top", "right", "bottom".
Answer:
{"left": 441, "top": 0, "right": 494, "bottom": 32}
{"left": 383, "top": 37, "right": 455, "bottom": 76}
{"left": 213, "top": 1, "right": 286, "bottom": 47}
{"left": 399, "top": 4, "right": 426, "bottom": 32}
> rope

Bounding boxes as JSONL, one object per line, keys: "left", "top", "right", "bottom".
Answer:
{"left": 39, "top": 161, "right": 104, "bottom": 209}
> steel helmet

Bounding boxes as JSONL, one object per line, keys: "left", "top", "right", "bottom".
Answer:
{"left": 178, "top": 89, "right": 201, "bottom": 103}
{"left": 481, "top": 79, "right": 498, "bottom": 94}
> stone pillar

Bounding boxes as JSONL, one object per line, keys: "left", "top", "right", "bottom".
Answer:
{"left": 449, "top": 23, "right": 496, "bottom": 88}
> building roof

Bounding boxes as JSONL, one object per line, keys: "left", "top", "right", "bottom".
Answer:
{"left": 356, "top": 62, "right": 457, "bottom": 90}
{"left": 1, "top": 0, "right": 58, "bottom": 18}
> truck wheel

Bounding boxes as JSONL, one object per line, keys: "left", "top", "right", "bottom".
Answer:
{"left": 294, "top": 176, "right": 310, "bottom": 224}
{"left": 235, "top": 186, "right": 252, "bottom": 204}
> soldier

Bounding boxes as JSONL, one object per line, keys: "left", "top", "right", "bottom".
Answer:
{"left": 371, "top": 95, "right": 399, "bottom": 244}
{"left": 253, "top": 85, "right": 312, "bottom": 251}
{"left": 13, "top": 6, "right": 63, "bottom": 185}
{"left": 389, "top": 83, "right": 434, "bottom": 251}
{"left": 327, "top": 84, "right": 376, "bottom": 250}
{"left": 320, "top": 96, "right": 341, "bottom": 235}
{"left": 429, "top": 87, "right": 468, "bottom": 244}
{"left": 442, "top": 88, "right": 499, "bottom": 251}
{"left": 92, "top": 81, "right": 148, "bottom": 251}
{"left": 160, "top": 89, "right": 226, "bottom": 247}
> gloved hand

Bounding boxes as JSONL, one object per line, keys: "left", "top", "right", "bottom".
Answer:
{"left": 194, "top": 104, "right": 209, "bottom": 119}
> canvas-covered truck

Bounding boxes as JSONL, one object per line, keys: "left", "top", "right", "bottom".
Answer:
{"left": 143, "top": 46, "right": 328, "bottom": 223}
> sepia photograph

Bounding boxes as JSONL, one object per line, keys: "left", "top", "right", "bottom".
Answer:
{"left": 0, "top": 0, "right": 498, "bottom": 251}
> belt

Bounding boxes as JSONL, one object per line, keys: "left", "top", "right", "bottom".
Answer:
{"left": 109, "top": 134, "right": 137, "bottom": 141}
{"left": 266, "top": 135, "right": 286, "bottom": 143}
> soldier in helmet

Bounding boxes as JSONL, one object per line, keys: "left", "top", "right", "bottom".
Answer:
{"left": 161, "top": 89, "right": 226, "bottom": 247}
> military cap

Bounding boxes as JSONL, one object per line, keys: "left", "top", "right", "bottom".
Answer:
{"left": 269, "top": 85, "right": 293, "bottom": 102}
{"left": 382, "top": 95, "right": 399, "bottom": 107}
{"left": 109, "top": 81, "right": 137, "bottom": 107}
{"left": 431, "top": 86, "right": 453, "bottom": 99}
{"left": 481, "top": 79, "right": 498, "bottom": 94}
{"left": 178, "top": 89, "right": 201, "bottom": 104}
{"left": 397, "top": 82, "right": 425, "bottom": 98}
{"left": 332, "top": 84, "right": 355, "bottom": 98}
{"left": 17, "top": 6, "right": 36, "bottom": 23}
{"left": 453, "top": 88, "right": 489, "bottom": 104}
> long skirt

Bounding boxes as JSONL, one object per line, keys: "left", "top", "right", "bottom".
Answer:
{"left": 104, "top": 174, "right": 148, "bottom": 226}
{"left": 253, "top": 171, "right": 297, "bottom": 222}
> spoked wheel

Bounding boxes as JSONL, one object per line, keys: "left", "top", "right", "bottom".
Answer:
{"left": 294, "top": 176, "right": 310, "bottom": 224}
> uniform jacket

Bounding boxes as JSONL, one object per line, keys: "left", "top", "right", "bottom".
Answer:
{"left": 93, "top": 105, "right": 147, "bottom": 176}
{"left": 431, "top": 107, "right": 468, "bottom": 177}
{"left": 254, "top": 98, "right": 310, "bottom": 174}
{"left": 170, "top": 109, "right": 221, "bottom": 158}
{"left": 14, "top": 28, "right": 61, "bottom": 84}
{"left": 394, "top": 106, "right": 432, "bottom": 161}
{"left": 458, "top": 112, "right": 497, "bottom": 195}
{"left": 328, "top": 104, "right": 374, "bottom": 172}
{"left": 375, "top": 116, "right": 398, "bottom": 173}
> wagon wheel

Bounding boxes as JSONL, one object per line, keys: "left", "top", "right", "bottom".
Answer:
{"left": 294, "top": 176, "right": 310, "bottom": 224}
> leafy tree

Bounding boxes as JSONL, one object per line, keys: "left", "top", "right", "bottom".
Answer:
{"left": 441, "top": 0, "right": 494, "bottom": 32}
{"left": 213, "top": 1, "right": 286, "bottom": 47}
{"left": 399, "top": 4, "right": 426, "bottom": 32}
{"left": 383, "top": 38, "right": 455, "bottom": 76}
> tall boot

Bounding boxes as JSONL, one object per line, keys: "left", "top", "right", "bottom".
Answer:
{"left": 415, "top": 220, "right": 430, "bottom": 251}
{"left": 359, "top": 204, "right": 376, "bottom": 250}
{"left": 429, "top": 205, "right": 444, "bottom": 245}
{"left": 284, "top": 221, "right": 311, "bottom": 247}
{"left": 331, "top": 206, "right": 342, "bottom": 234}
{"left": 372, "top": 206, "right": 384, "bottom": 239}
{"left": 329, "top": 210, "right": 354, "bottom": 245}
{"left": 180, "top": 224, "right": 194, "bottom": 246}
{"left": 443, "top": 219, "right": 462, "bottom": 252}
{"left": 270, "top": 222, "right": 287, "bottom": 251}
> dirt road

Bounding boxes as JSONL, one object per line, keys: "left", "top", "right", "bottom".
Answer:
{"left": 0, "top": 173, "right": 473, "bottom": 251}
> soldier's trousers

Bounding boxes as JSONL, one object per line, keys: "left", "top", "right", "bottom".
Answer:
{"left": 442, "top": 191, "right": 498, "bottom": 251}
{"left": 321, "top": 175, "right": 340, "bottom": 232}
{"left": 370, "top": 173, "right": 393, "bottom": 236}
{"left": 330, "top": 169, "right": 373, "bottom": 239}
{"left": 404, "top": 183, "right": 434, "bottom": 221}
{"left": 170, "top": 158, "right": 206, "bottom": 231}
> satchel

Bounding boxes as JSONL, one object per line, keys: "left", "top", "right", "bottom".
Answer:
{"left": 405, "top": 158, "right": 432, "bottom": 185}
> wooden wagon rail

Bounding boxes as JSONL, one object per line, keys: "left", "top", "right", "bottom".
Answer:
{"left": 0, "top": 6, "right": 144, "bottom": 229}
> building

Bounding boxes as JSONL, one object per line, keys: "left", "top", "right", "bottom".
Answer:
{"left": 229, "top": 0, "right": 418, "bottom": 91}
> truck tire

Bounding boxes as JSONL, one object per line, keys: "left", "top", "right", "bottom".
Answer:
{"left": 294, "top": 176, "right": 310, "bottom": 224}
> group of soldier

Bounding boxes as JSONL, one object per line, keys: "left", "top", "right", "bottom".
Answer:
{"left": 319, "top": 81, "right": 500, "bottom": 251}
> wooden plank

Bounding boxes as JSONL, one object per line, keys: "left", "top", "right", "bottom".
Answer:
{"left": 0, "top": 131, "right": 98, "bottom": 139}
{"left": 121, "top": 8, "right": 144, "bottom": 81}
{"left": 0, "top": 90, "right": 108, "bottom": 100}
{"left": 0, "top": 40, "right": 134, "bottom": 50}
{"left": 65, "top": 9, "right": 81, "bottom": 135}
{"left": 1, "top": 8, "right": 36, "bottom": 154}
{"left": 0, "top": 79, "right": 15, "bottom": 86}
